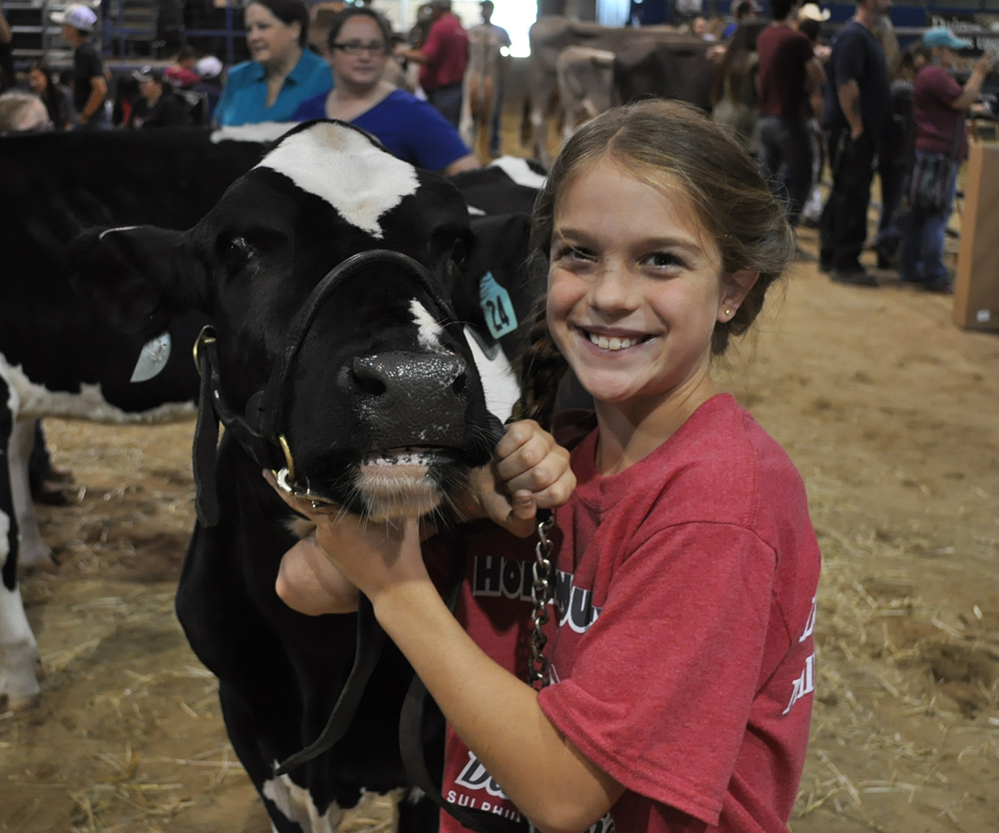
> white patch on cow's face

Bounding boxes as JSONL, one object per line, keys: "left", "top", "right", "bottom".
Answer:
{"left": 256, "top": 123, "right": 419, "bottom": 239}
{"left": 4, "top": 363, "right": 194, "bottom": 424}
{"left": 130, "top": 333, "right": 172, "bottom": 383}
{"left": 98, "top": 225, "right": 141, "bottom": 241}
{"left": 463, "top": 326, "right": 519, "bottom": 425}
{"left": 262, "top": 769, "right": 342, "bottom": 833}
{"left": 410, "top": 300, "right": 445, "bottom": 351}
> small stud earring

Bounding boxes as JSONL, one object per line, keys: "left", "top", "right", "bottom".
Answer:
{"left": 724, "top": 308, "right": 732, "bottom": 318}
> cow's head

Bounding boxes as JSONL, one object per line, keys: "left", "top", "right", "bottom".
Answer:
{"left": 71, "top": 121, "right": 503, "bottom": 524}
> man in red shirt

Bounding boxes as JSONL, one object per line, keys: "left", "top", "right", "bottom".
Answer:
{"left": 756, "top": 0, "right": 825, "bottom": 230}
{"left": 396, "top": 0, "right": 468, "bottom": 128}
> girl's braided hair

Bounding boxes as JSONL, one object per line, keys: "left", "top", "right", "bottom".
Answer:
{"left": 511, "top": 99, "right": 796, "bottom": 430}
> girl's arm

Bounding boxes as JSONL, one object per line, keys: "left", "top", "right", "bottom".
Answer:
{"left": 271, "top": 501, "right": 625, "bottom": 833}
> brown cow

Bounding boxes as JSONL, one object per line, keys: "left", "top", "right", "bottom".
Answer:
{"left": 526, "top": 15, "right": 715, "bottom": 166}
{"left": 459, "top": 23, "right": 503, "bottom": 158}
{"left": 556, "top": 45, "right": 616, "bottom": 143}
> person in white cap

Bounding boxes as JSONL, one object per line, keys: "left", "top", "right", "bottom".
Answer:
{"left": 797, "top": 3, "right": 830, "bottom": 23}
{"left": 898, "top": 27, "right": 993, "bottom": 293}
{"left": 193, "top": 55, "right": 224, "bottom": 123}
{"left": 50, "top": 3, "right": 107, "bottom": 129}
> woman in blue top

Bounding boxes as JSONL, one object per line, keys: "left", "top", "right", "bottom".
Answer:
{"left": 214, "top": 0, "right": 333, "bottom": 127}
{"left": 292, "top": 7, "right": 479, "bottom": 176}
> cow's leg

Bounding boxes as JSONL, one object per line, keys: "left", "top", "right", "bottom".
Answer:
{"left": 0, "top": 404, "right": 41, "bottom": 711}
{"left": 528, "top": 72, "right": 558, "bottom": 168}
{"left": 219, "top": 678, "right": 345, "bottom": 833}
{"left": 397, "top": 789, "right": 441, "bottom": 833}
{"left": 459, "top": 78, "right": 475, "bottom": 149}
{"left": 10, "top": 420, "right": 55, "bottom": 572}
{"left": 531, "top": 98, "right": 552, "bottom": 168}
{"left": 561, "top": 102, "right": 578, "bottom": 144}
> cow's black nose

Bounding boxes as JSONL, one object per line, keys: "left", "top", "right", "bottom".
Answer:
{"left": 349, "top": 352, "right": 471, "bottom": 449}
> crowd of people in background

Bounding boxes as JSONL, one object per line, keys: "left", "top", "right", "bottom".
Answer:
{"left": 710, "top": 0, "right": 993, "bottom": 295}
{"left": 1, "top": 0, "right": 993, "bottom": 296}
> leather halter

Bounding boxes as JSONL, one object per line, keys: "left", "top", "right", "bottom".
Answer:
{"left": 191, "top": 249, "right": 460, "bottom": 527}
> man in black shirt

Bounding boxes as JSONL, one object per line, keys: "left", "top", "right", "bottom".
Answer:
{"left": 818, "top": 0, "right": 892, "bottom": 285}
{"left": 51, "top": 3, "right": 108, "bottom": 129}
{"left": 131, "top": 65, "right": 189, "bottom": 127}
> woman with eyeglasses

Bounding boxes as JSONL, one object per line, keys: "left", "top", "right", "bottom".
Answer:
{"left": 293, "top": 7, "right": 478, "bottom": 176}
{"left": 214, "top": 0, "right": 332, "bottom": 127}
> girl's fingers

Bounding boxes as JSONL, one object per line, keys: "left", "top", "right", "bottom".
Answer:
{"left": 494, "top": 432, "right": 547, "bottom": 479}
{"left": 493, "top": 419, "right": 541, "bottom": 461}
{"left": 496, "top": 432, "right": 570, "bottom": 480}
{"left": 522, "top": 472, "right": 576, "bottom": 510}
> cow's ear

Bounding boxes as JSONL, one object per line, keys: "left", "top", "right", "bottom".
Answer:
{"left": 69, "top": 226, "right": 206, "bottom": 341}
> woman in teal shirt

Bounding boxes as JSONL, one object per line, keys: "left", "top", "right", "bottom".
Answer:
{"left": 214, "top": 0, "right": 333, "bottom": 127}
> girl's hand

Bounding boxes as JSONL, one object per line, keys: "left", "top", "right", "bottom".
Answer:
{"left": 265, "top": 471, "right": 427, "bottom": 610}
{"left": 460, "top": 419, "right": 575, "bottom": 538}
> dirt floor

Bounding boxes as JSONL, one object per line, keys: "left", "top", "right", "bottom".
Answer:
{"left": 2, "top": 127, "right": 999, "bottom": 833}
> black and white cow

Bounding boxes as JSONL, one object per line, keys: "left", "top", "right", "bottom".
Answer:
{"left": 0, "top": 128, "right": 266, "bottom": 711}
{"left": 70, "top": 120, "right": 542, "bottom": 833}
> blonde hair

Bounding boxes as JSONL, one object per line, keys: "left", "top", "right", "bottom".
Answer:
{"left": 514, "top": 99, "right": 795, "bottom": 428}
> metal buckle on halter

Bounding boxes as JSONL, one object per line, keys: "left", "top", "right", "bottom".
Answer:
{"left": 192, "top": 326, "right": 216, "bottom": 376}
{"left": 272, "top": 466, "right": 340, "bottom": 511}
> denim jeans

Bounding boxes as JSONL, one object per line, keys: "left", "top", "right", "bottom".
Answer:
{"left": 758, "top": 115, "right": 813, "bottom": 227}
{"left": 873, "top": 161, "right": 910, "bottom": 256}
{"left": 426, "top": 84, "right": 463, "bottom": 130}
{"left": 899, "top": 154, "right": 958, "bottom": 287}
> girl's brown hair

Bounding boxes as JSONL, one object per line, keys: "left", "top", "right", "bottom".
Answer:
{"left": 513, "top": 99, "right": 795, "bottom": 428}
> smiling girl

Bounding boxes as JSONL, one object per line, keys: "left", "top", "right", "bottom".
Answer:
{"left": 274, "top": 100, "right": 822, "bottom": 833}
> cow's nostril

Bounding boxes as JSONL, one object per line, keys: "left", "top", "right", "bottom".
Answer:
{"left": 452, "top": 372, "right": 466, "bottom": 395}
{"left": 352, "top": 371, "right": 387, "bottom": 397}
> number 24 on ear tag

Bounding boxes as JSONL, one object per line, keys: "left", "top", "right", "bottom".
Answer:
{"left": 479, "top": 271, "right": 518, "bottom": 340}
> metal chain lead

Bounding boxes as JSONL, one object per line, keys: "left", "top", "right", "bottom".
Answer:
{"left": 527, "top": 513, "right": 556, "bottom": 688}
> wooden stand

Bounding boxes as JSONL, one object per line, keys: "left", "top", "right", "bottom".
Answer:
{"left": 954, "top": 139, "right": 999, "bottom": 332}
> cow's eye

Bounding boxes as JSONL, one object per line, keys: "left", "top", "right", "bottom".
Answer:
{"left": 225, "top": 237, "right": 251, "bottom": 273}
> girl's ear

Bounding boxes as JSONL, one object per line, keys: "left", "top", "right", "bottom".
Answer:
{"left": 718, "top": 270, "right": 759, "bottom": 322}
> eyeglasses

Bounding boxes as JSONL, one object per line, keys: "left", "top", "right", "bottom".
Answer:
{"left": 331, "top": 40, "right": 387, "bottom": 55}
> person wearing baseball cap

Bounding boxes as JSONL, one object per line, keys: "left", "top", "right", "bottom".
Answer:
{"left": 921, "top": 26, "right": 971, "bottom": 52}
{"left": 130, "top": 65, "right": 189, "bottom": 128}
{"left": 51, "top": 3, "right": 107, "bottom": 128}
{"left": 722, "top": 0, "right": 761, "bottom": 39}
{"left": 898, "top": 27, "right": 993, "bottom": 292}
